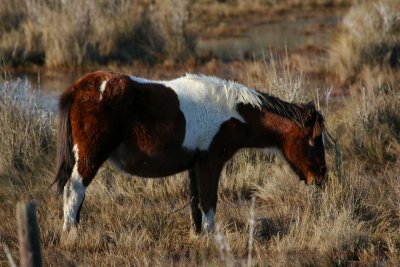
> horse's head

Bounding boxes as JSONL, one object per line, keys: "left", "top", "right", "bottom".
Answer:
{"left": 281, "top": 103, "right": 327, "bottom": 186}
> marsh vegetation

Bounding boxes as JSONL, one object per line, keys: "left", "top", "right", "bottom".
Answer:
{"left": 0, "top": 0, "right": 399, "bottom": 266}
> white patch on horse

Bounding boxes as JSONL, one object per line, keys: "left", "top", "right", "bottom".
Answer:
{"left": 263, "top": 147, "right": 283, "bottom": 157}
{"left": 164, "top": 74, "right": 264, "bottom": 150}
{"left": 184, "top": 74, "right": 264, "bottom": 109}
{"left": 202, "top": 208, "right": 215, "bottom": 232}
{"left": 129, "top": 74, "right": 265, "bottom": 150}
{"left": 99, "top": 80, "right": 107, "bottom": 100}
{"left": 63, "top": 144, "right": 85, "bottom": 231}
{"left": 322, "top": 130, "right": 326, "bottom": 147}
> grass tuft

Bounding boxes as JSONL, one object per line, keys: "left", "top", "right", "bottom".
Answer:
{"left": 0, "top": 74, "right": 54, "bottom": 175}
{"left": 0, "top": 0, "right": 195, "bottom": 67}
{"left": 327, "top": 0, "right": 400, "bottom": 86}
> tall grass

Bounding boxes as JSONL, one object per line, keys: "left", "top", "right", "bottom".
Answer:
{"left": 0, "top": 74, "right": 54, "bottom": 175}
{"left": 0, "top": 55, "right": 399, "bottom": 265}
{"left": 0, "top": 0, "right": 194, "bottom": 68}
{"left": 193, "top": 0, "right": 350, "bottom": 15}
{"left": 338, "top": 85, "right": 400, "bottom": 165}
{"left": 327, "top": 0, "right": 400, "bottom": 86}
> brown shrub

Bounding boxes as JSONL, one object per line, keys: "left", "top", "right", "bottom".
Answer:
{"left": 0, "top": 0, "right": 195, "bottom": 67}
{"left": 327, "top": 0, "right": 400, "bottom": 86}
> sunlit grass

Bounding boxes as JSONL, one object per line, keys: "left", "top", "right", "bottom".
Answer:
{"left": 1, "top": 53, "right": 399, "bottom": 265}
{"left": 0, "top": 0, "right": 194, "bottom": 67}
{"left": 1, "top": 0, "right": 400, "bottom": 265}
{"left": 326, "top": 0, "right": 400, "bottom": 87}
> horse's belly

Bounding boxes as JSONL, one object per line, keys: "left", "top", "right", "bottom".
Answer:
{"left": 108, "top": 144, "right": 196, "bottom": 177}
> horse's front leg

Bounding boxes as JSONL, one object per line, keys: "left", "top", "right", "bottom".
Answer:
{"left": 194, "top": 157, "right": 224, "bottom": 233}
{"left": 189, "top": 168, "right": 202, "bottom": 233}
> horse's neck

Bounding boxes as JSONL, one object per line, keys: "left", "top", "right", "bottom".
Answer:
{"left": 239, "top": 104, "right": 300, "bottom": 149}
{"left": 265, "top": 111, "right": 299, "bottom": 135}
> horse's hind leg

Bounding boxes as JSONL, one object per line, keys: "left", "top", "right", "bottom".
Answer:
{"left": 63, "top": 126, "right": 120, "bottom": 231}
{"left": 189, "top": 169, "right": 202, "bottom": 233}
{"left": 63, "top": 141, "right": 115, "bottom": 231}
{"left": 63, "top": 145, "right": 85, "bottom": 231}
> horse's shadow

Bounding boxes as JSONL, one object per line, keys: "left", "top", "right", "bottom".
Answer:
{"left": 254, "top": 217, "right": 289, "bottom": 241}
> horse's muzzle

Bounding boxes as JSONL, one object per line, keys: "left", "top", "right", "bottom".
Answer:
{"left": 306, "top": 166, "right": 328, "bottom": 187}
{"left": 314, "top": 167, "right": 328, "bottom": 187}
{"left": 317, "top": 174, "right": 328, "bottom": 188}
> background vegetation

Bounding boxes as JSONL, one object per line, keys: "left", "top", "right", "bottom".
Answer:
{"left": 0, "top": 0, "right": 353, "bottom": 68}
{"left": 327, "top": 0, "right": 400, "bottom": 87}
{"left": 0, "top": 0, "right": 399, "bottom": 266}
{"left": 0, "top": 0, "right": 194, "bottom": 67}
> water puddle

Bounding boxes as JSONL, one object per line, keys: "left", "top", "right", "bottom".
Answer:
{"left": 196, "top": 16, "right": 340, "bottom": 60}
{"left": 8, "top": 70, "right": 85, "bottom": 112}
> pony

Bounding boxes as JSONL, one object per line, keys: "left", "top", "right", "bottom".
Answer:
{"left": 54, "top": 71, "right": 327, "bottom": 233}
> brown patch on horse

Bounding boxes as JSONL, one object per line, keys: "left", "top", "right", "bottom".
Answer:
{"left": 69, "top": 72, "right": 138, "bottom": 186}
{"left": 53, "top": 71, "right": 116, "bottom": 195}
{"left": 109, "top": 80, "right": 193, "bottom": 177}
{"left": 54, "top": 71, "right": 126, "bottom": 189}
{"left": 259, "top": 94, "right": 325, "bottom": 136}
{"left": 129, "top": 80, "right": 186, "bottom": 156}
{"left": 64, "top": 71, "right": 190, "bottom": 180}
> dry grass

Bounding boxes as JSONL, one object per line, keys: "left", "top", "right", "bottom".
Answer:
{"left": 238, "top": 0, "right": 350, "bottom": 9}
{"left": 0, "top": 0, "right": 353, "bottom": 69}
{"left": 335, "top": 85, "right": 400, "bottom": 166}
{"left": 326, "top": 0, "right": 400, "bottom": 87}
{"left": 1, "top": 1, "right": 399, "bottom": 265}
{"left": 0, "top": 74, "right": 54, "bottom": 176}
{"left": 1, "top": 53, "right": 399, "bottom": 266}
{"left": 194, "top": 0, "right": 350, "bottom": 14}
{"left": 0, "top": 0, "right": 194, "bottom": 68}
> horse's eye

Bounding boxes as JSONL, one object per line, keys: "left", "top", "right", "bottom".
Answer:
{"left": 308, "top": 139, "right": 315, "bottom": 147}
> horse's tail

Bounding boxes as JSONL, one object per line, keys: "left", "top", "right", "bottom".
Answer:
{"left": 53, "top": 89, "right": 75, "bottom": 196}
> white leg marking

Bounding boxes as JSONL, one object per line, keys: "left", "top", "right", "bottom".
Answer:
{"left": 202, "top": 208, "right": 215, "bottom": 232}
{"left": 63, "top": 145, "right": 85, "bottom": 231}
{"left": 99, "top": 80, "right": 107, "bottom": 100}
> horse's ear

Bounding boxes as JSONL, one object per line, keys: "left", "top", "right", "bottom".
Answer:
{"left": 306, "top": 101, "right": 315, "bottom": 110}
{"left": 304, "top": 102, "right": 325, "bottom": 138}
{"left": 304, "top": 102, "right": 316, "bottom": 127}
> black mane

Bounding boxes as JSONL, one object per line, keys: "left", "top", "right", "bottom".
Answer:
{"left": 259, "top": 93, "right": 306, "bottom": 126}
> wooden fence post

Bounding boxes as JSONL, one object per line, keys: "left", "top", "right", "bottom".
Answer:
{"left": 16, "top": 201, "right": 42, "bottom": 267}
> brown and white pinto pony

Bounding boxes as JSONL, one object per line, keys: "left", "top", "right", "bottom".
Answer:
{"left": 55, "top": 71, "right": 327, "bottom": 233}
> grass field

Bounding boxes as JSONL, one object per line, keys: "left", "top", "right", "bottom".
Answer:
{"left": 1, "top": 59, "right": 399, "bottom": 265}
{"left": 1, "top": 0, "right": 400, "bottom": 266}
